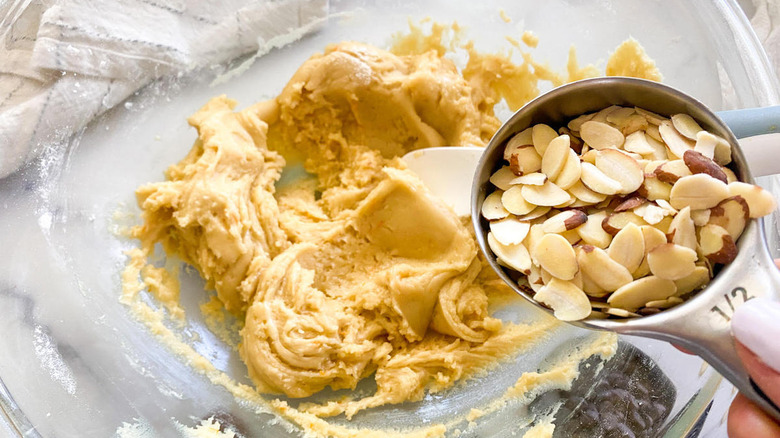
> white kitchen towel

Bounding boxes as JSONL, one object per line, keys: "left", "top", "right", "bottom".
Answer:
{"left": 0, "top": 0, "right": 328, "bottom": 179}
{"left": 747, "top": 0, "right": 780, "bottom": 78}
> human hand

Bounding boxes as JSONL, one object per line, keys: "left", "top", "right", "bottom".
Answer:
{"left": 728, "top": 260, "right": 780, "bottom": 437}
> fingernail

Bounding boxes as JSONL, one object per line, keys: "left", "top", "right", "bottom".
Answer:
{"left": 731, "top": 298, "right": 780, "bottom": 373}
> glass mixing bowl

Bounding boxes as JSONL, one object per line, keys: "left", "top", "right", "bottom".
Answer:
{"left": 1, "top": 0, "right": 779, "bottom": 436}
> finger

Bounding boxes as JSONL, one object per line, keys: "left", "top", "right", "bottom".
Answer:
{"left": 775, "top": 259, "right": 780, "bottom": 270}
{"left": 728, "top": 393, "right": 780, "bottom": 438}
{"left": 735, "top": 342, "right": 780, "bottom": 407}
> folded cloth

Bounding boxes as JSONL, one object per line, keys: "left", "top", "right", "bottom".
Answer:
{"left": 747, "top": 0, "right": 780, "bottom": 77}
{"left": 0, "top": 0, "right": 328, "bottom": 179}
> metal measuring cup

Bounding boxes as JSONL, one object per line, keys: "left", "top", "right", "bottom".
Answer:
{"left": 471, "top": 77, "right": 780, "bottom": 421}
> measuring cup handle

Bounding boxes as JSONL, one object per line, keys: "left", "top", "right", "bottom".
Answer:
{"left": 717, "top": 106, "right": 780, "bottom": 177}
{"left": 621, "top": 220, "right": 780, "bottom": 422}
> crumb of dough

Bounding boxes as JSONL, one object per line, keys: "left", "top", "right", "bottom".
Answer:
{"left": 521, "top": 31, "right": 539, "bottom": 48}
{"left": 499, "top": 9, "right": 512, "bottom": 23}
{"left": 122, "top": 19, "right": 660, "bottom": 437}
{"left": 606, "top": 37, "right": 663, "bottom": 82}
{"left": 178, "top": 417, "right": 239, "bottom": 438}
{"left": 522, "top": 423, "right": 555, "bottom": 438}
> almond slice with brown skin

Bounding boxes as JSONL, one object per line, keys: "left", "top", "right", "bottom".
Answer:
{"left": 713, "top": 135, "right": 733, "bottom": 165}
{"left": 653, "top": 159, "right": 692, "bottom": 184}
{"left": 671, "top": 114, "right": 704, "bottom": 140}
{"left": 727, "top": 182, "right": 778, "bottom": 218}
{"left": 535, "top": 278, "right": 591, "bottom": 321}
{"left": 508, "top": 145, "right": 543, "bottom": 176}
{"left": 568, "top": 180, "right": 608, "bottom": 204}
{"left": 580, "top": 120, "right": 625, "bottom": 150}
{"left": 533, "top": 124, "right": 559, "bottom": 156}
{"left": 559, "top": 127, "right": 585, "bottom": 154}
{"left": 674, "top": 266, "right": 710, "bottom": 296}
{"left": 659, "top": 120, "right": 695, "bottom": 159}
{"left": 554, "top": 149, "right": 583, "bottom": 190}
{"left": 614, "top": 196, "right": 647, "bottom": 212}
{"left": 602, "top": 211, "right": 648, "bottom": 235}
{"left": 637, "top": 174, "right": 672, "bottom": 201}
{"left": 576, "top": 244, "right": 633, "bottom": 291}
{"left": 488, "top": 232, "right": 533, "bottom": 274}
{"left": 670, "top": 174, "right": 730, "bottom": 210}
{"left": 607, "top": 276, "right": 677, "bottom": 312}
{"left": 668, "top": 206, "right": 697, "bottom": 251}
{"left": 595, "top": 149, "right": 644, "bottom": 194}
{"left": 698, "top": 223, "right": 738, "bottom": 264}
{"left": 722, "top": 167, "right": 738, "bottom": 184}
{"left": 577, "top": 211, "right": 613, "bottom": 248}
{"left": 541, "top": 135, "right": 571, "bottom": 180}
{"left": 490, "top": 216, "right": 531, "bottom": 245}
{"left": 580, "top": 162, "right": 621, "bottom": 195}
{"left": 489, "top": 166, "right": 517, "bottom": 190}
{"left": 501, "top": 186, "right": 536, "bottom": 215}
{"left": 607, "top": 223, "right": 645, "bottom": 273}
{"left": 505, "top": 127, "right": 534, "bottom": 159}
{"left": 542, "top": 209, "right": 588, "bottom": 233}
{"left": 708, "top": 196, "right": 749, "bottom": 239}
{"left": 482, "top": 191, "right": 510, "bottom": 220}
{"left": 522, "top": 180, "right": 571, "bottom": 206}
{"left": 509, "top": 172, "right": 547, "bottom": 186}
{"left": 647, "top": 243, "right": 697, "bottom": 280}
{"left": 683, "top": 150, "right": 727, "bottom": 183}
{"left": 531, "top": 233, "right": 578, "bottom": 280}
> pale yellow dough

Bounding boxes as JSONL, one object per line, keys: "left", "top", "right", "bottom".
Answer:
{"left": 126, "top": 28, "right": 660, "bottom": 427}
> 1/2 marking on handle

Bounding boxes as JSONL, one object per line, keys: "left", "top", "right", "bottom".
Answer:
{"left": 711, "top": 287, "right": 754, "bottom": 322}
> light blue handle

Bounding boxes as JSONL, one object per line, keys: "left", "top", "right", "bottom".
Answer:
{"left": 717, "top": 106, "right": 780, "bottom": 139}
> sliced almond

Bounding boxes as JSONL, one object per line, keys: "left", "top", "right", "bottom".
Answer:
{"left": 509, "top": 172, "right": 547, "bottom": 186}
{"left": 653, "top": 160, "right": 692, "bottom": 184}
{"left": 580, "top": 120, "right": 625, "bottom": 150}
{"left": 560, "top": 127, "right": 585, "bottom": 154}
{"left": 670, "top": 174, "right": 730, "bottom": 210}
{"left": 595, "top": 149, "right": 644, "bottom": 194}
{"left": 693, "top": 130, "right": 718, "bottom": 160}
{"left": 644, "top": 296, "right": 684, "bottom": 309}
{"left": 619, "top": 114, "right": 649, "bottom": 136}
{"left": 542, "top": 209, "right": 588, "bottom": 234}
{"left": 602, "top": 211, "right": 648, "bottom": 236}
{"left": 505, "top": 127, "right": 534, "bottom": 159}
{"left": 607, "top": 276, "right": 677, "bottom": 312}
{"left": 580, "top": 162, "right": 621, "bottom": 195}
{"left": 532, "top": 124, "right": 559, "bottom": 156}
{"left": 708, "top": 196, "right": 749, "bottom": 240}
{"left": 522, "top": 181, "right": 572, "bottom": 207}
{"left": 490, "top": 216, "right": 532, "bottom": 245}
{"left": 659, "top": 120, "right": 695, "bottom": 159}
{"left": 535, "top": 278, "right": 591, "bottom": 321}
{"left": 671, "top": 114, "right": 703, "bottom": 140}
{"left": 690, "top": 209, "right": 712, "bottom": 227}
{"left": 624, "top": 131, "right": 654, "bottom": 155}
{"left": 554, "top": 149, "right": 582, "bottom": 190}
{"left": 541, "top": 135, "right": 571, "bottom": 180}
{"left": 501, "top": 186, "right": 536, "bottom": 215}
{"left": 643, "top": 135, "right": 669, "bottom": 161}
{"left": 722, "top": 166, "right": 738, "bottom": 184}
{"left": 581, "top": 149, "right": 598, "bottom": 165}
{"left": 683, "top": 150, "right": 727, "bottom": 183}
{"left": 531, "top": 233, "right": 578, "bottom": 280}
{"left": 581, "top": 268, "right": 609, "bottom": 297}
{"left": 614, "top": 196, "right": 647, "bottom": 212}
{"left": 647, "top": 243, "right": 697, "bottom": 280}
{"left": 577, "top": 211, "right": 613, "bottom": 249}
{"left": 641, "top": 225, "right": 669, "bottom": 253}
{"left": 727, "top": 182, "right": 777, "bottom": 218}
{"left": 523, "top": 224, "right": 546, "bottom": 256}
{"left": 568, "top": 180, "right": 608, "bottom": 204}
{"left": 633, "top": 203, "right": 670, "bottom": 225}
{"left": 667, "top": 206, "right": 697, "bottom": 251}
{"left": 553, "top": 194, "right": 576, "bottom": 209}
{"left": 576, "top": 244, "right": 633, "bottom": 291}
{"left": 488, "top": 232, "right": 533, "bottom": 274}
{"left": 606, "top": 106, "right": 635, "bottom": 125}
{"left": 607, "top": 223, "right": 645, "bottom": 273}
{"left": 568, "top": 113, "right": 595, "bottom": 132}
{"left": 561, "top": 228, "right": 582, "bottom": 245}
{"left": 591, "top": 105, "right": 622, "bottom": 123}
{"left": 713, "top": 135, "right": 733, "bottom": 165}
{"left": 654, "top": 216, "right": 674, "bottom": 234}
{"left": 482, "top": 191, "right": 510, "bottom": 220}
{"left": 516, "top": 205, "right": 552, "bottom": 221}
{"left": 646, "top": 124, "right": 663, "bottom": 143}
{"left": 637, "top": 174, "right": 672, "bottom": 201}
{"left": 490, "top": 166, "right": 517, "bottom": 191}
{"left": 698, "top": 223, "right": 738, "bottom": 264}
{"left": 673, "top": 266, "right": 710, "bottom": 296}
{"left": 526, "top": 265, "right": 544, "bottom": 293}
{"left": 509, "top": 146, "right": 543, "bottom": 176}
{"left": 635, "top": 107, "right": 668, "bottom": 125}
